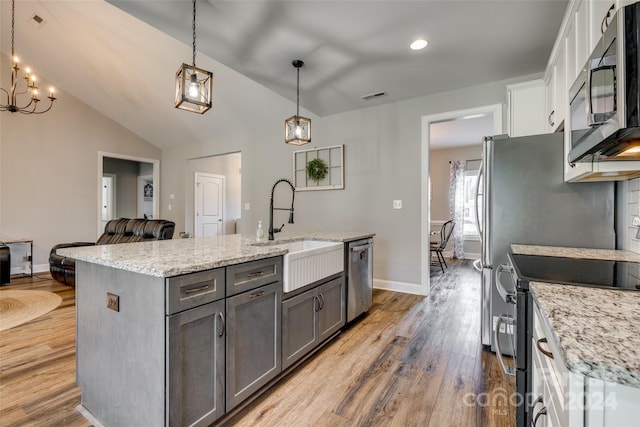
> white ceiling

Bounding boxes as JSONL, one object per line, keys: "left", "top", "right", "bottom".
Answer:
{"left": 0, "top": 0, "right": 568, "bottom": 150}
{"left": 430, "top": 114, "right": 494, "bottom": 149}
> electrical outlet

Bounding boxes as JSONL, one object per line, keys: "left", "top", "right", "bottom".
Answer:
{"left": 393, "top": 200, "right": 402, "bottom": 209}
{"left": 245, "top": 203, "right": 251, "bottom": 210}
{"left": 633, "top": 215, "right": 640, "bottom": 226}
{"left": 107, "top": 293, "right": 119, "bottom": 312}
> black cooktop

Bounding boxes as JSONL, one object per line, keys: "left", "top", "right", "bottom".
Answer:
{"left": 508, "top": 253, "right": 640, "bottom": 291}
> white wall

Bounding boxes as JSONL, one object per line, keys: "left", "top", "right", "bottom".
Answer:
{"left": 0, "top": 54, "right": 161, "bottom": 272}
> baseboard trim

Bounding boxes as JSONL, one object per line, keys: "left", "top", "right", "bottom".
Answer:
{"left": 11, "top": 264, "right": 48, "bottom": 275}
{"left": 373, "top": 278, "right": 427, "bottom": 296}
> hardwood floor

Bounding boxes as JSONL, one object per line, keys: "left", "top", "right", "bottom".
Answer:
{"left": 0, "top": 261, "right": 514, "bottom": 427}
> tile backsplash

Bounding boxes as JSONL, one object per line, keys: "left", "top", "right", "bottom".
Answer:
{"left": 625, "top": 178, "right": 640, "bottom": 254}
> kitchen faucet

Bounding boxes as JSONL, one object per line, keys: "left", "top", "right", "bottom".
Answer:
{"left": 269, "top": 178, "right": 295, "bottom": 240}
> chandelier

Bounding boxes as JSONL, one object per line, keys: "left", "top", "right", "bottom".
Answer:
{"left": 284, "top": 60, "right": 311, "bottom": 145}
{"left": 175, "top": 0, "right": 213, "bottom": 114}
{"left": 0, "top": 0, "right": 56, "bottom": 114}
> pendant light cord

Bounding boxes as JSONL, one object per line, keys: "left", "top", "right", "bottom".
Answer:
{"left": 192, "top": 0, "right": 196, "bottom": 66}
{"left": 10, "top": 0, "right": 15, "bottom": 58}
{"left": 296, "top": 66, "right": 300, "bottom": 118}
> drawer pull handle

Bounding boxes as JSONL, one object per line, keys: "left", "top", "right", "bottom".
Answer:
{"left": 247, "top": 271, "right": 264, "bottom": 278}
{"left": 249, "top": 291, "right": 265, "bottom": 299}
{"left": 532, "top": 406, "right": 547, "bottom": 427}
{"left": 531, "top": 394, "right": 543, "bottom": 411}
{"left": 536, "top": 338, "right": 554, "bottom": 359}
{"left": 218, "top": 312, "right": 225, "bottom": 337}
{"left": 318, "top": 294, "right": 325, "bottom": 310}
{"left": 314, "top": 296, "right": 321, "bottom": 312}
{"left": 184, "top": 284, "right": 210, "bottom": 294}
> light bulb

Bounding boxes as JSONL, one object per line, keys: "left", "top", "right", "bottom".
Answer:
{"left": 49, "top": 87, "right": 55, "bottom": 97}
{"left": 295, "top": 125, "right": 302, "bottom": 138}
{"left": 188, "top": 81, "right": 199, "bottom": 98}
{"left": 188, "top": 74, "right": 199, "bottom": 98}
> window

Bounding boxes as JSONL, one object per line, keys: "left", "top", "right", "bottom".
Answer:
{"left": 462, "top": 169, "right": 481, "bottom": 238}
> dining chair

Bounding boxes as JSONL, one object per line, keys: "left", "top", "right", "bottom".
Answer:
{"left": 430, "top": 220, "right": 455, "bottom": 273}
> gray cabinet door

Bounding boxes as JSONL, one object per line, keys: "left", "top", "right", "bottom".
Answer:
{"left": 226, "top": 282, "right": 282, "bottom": 411}
{"left": 317, "top": 277, "right": 346, "bottom": 343}
{"left": 166, "top": 299, "right": 225, "bottom": 427}
{"left": 282, "top": 288, "right": 318, "bottom": 370}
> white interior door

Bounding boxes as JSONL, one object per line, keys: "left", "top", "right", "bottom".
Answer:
{"left": 195, "top": 172, "right": 225, "bottom": 237}
{"left": 102, "top": 174, "right": 116, "bottom": 229}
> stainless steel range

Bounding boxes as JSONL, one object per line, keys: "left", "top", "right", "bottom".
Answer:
{"left": 499, "top": 252, "right": 640, "bottom": 427}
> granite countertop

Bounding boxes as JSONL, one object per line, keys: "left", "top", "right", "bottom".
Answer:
{"left": 530, "top": 281, "right": 640, "bottom": 388}
{"left": 511, "top": 244, "right": 640, "bottom": 262}
{"left": 57, "top": 231, "right": 375, "bottom": 277}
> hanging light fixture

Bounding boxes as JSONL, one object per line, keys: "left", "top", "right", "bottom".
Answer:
{"left": 175, "top": 0, "right": 213, "bottom": 114}
{"left": 284, "top": 60, "right": 311, "bottom": 145}
{"left": 0, "top": 0, "right": 56, "bottom": 114}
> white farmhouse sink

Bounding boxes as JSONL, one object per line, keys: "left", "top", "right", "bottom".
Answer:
{"left": 274, "top": 240, "right": 344, "bottom": 293}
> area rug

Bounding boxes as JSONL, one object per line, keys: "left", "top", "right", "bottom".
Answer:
{"left": 0, "top": 290, "right": 62, "bottom": 332}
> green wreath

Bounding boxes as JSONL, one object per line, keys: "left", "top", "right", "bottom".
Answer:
{"left": 306, "top": 158, "right": 328, "bottom": 183}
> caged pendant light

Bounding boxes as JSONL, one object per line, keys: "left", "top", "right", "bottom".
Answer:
{"left": 284, "top": 60, "right": 311, "bottom": 145}
{"left": 0, "top": 0, "right": 56, "bottom": 114}
{"left": 175, "top": 0, "right": 213, "bottom": 114}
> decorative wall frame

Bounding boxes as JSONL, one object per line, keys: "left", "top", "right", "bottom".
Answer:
{"left": 293, "top": 145, "right": 344, "bottom": 191}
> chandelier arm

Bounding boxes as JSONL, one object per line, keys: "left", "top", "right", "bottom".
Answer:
{"left": 30, "top": 99, "right": 54, "bottom": 114}
{"left": 15, "top": 98, "right": 36, "bottom": 111}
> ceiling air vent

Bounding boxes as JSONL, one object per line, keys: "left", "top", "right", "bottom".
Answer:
{"left": 361, "top": 91, "right": 386, "bottom": 101}
{"left": 29, "top": 14, "right": 46, "bottom": 28}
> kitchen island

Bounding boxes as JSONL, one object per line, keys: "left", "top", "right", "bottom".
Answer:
{"left": 57, "top": 232, "right": 374, "bottom": 427}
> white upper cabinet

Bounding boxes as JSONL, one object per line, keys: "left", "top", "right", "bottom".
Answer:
{"left": 544, "top": 0, "right": 640, "bottom": 181}
{"left": 507, "top": 80, "right": 546, "bottom": 137}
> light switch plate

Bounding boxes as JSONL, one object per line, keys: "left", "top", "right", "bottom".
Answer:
{"left": 393, "top": 200, "right": 402, "bottom": 209}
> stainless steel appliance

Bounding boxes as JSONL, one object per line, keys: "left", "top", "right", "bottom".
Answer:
{"left": 504, "top": 253, "right": 640, "bottom": 427}
{"left": 476, "top": 133, "right": 615, "bottom": 358}
{"left": 568, "top": 2, "right": 640, "bottom": 163}
{"left": 347, "top": 238, "right": 373, "bottom": 322}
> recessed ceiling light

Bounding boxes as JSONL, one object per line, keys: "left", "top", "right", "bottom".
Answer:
{"left": 410, "top": 39, "right": 428, "bottom": 50}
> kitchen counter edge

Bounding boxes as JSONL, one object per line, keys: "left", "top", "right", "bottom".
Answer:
{"left": 57, "top": 232, "right": 375, "bottom": 278}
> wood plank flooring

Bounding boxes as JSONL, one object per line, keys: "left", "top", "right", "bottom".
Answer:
{"left": 0, "top": 261, "right": 514, "bottom": 427}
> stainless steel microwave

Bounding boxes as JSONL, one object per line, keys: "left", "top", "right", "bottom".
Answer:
{"left": 568, "top": 2, "right": 640, "bottom": 163}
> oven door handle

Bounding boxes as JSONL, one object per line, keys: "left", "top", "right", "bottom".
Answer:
{"left": 494, "top": 314, "right": 516, "bottom": 377}
{"left": 495, "top": 264, "right": 516, "bottom": 304}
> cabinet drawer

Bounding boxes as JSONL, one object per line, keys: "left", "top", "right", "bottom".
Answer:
{"left": 225, "top": 257, "right": 282, "bottom": 296}
{"left": 166, "top": 268, "right": 225, "bottom": 315}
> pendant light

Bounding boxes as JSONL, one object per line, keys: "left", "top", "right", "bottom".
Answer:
{"left": 0, "top": 0, "right": 56, "bottom": 114}
{"left": 284, "top": 60, "right": 311, "bottom": 145}
{"left": 175, "top": 0, "right": 213, "bottom": 114}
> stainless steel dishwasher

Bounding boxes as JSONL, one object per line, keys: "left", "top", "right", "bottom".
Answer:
{"left": 347, "top": 238, "right": 373, "bottom": 322}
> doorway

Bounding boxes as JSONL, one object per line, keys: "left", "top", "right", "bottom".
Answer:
{"left": 98, "top": 152, "right": 159, "bottom": 238}
{"left": 421, "top": 104, "right": 502, "bottom": 293}
{"left": 186, "top": 152, "right": 242, "bottom": 236}
{"left": 195, "top": 173, "right": 226, "bottom": 237}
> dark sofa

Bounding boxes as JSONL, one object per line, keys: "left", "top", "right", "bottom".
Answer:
{"left": 49, "top": 218, "right": 175, "bottom": 286}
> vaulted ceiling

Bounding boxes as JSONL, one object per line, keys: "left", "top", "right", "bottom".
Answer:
{"left": 1, "top": 0, "right": 568, "bottom": 149}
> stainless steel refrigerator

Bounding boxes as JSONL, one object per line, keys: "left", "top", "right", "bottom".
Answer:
{"left": 476, "top": 133, "right": 615, "bottom": 355}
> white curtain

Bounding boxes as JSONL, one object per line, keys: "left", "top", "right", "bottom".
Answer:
{"left": 448, "top": 160, "right": 466, "bottom": 259}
